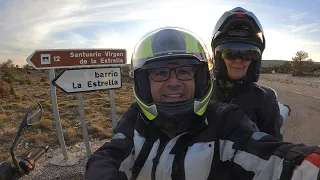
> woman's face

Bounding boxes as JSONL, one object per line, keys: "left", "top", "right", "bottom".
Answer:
{"left": 223, "top": 58, "right": 251, "bottom": 80}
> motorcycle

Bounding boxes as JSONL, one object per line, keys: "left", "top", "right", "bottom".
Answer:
{"left": 0, "top": 103, "right": 49, "bottom": 180}
{"left": 279, "top": 103, "right": 291, "bottom": 136}
{"left": 269, "top": 86, "right": 291, "bottom": 136}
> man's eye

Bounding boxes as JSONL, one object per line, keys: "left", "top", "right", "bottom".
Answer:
{"left": 177, "top": 70, "right": 190, "bottom": 75}
{"left": 177, "top": 67, "right": 193, "bottom": 75}
{"left": 155, "top": 71, "right": 168, "bottom": 76}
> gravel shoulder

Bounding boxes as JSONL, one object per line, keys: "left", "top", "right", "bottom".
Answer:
{"left": 21, "top": 140, "right": 108, "bottom": 180}
{"left": 259, "top": 74, "right": 320, "bottom": 88}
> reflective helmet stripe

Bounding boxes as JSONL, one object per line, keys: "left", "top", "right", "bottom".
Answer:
{"left": 185, "top": 32, "right": 205, "bottom": 54}
{"left": 134, "top": 36, "right": 153, "bottom": 62}
{"left": 133, "top": 88, "right": 158, "bottom": 120}
{"left": 194, "top": 80, "right": 213, "bottom": 116}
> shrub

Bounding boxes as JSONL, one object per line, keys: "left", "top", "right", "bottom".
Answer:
{"left": 35, "top": 119, "right": 54, "bottom": 130}
{"left": 16, "top": 78, "right": 25, "bottom": 85}
{"left": 40, "top": 77, "right": 47, "bottom": 82}
{"left": 9, "top": 85, "right": 16, "bottom": 96}
{"left": 14, "top": 94, "right": 22, "bottom": 100}
{"left": 26, "top": 78, "right": 32, "bottom": 85}
{"left": 2, "top": 72, "right": 15, "bottom": 84}
{"left": 0, "top": 81, "right": 10, "bottom": 97}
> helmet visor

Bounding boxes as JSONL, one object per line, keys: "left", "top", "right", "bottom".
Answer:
{"left": 215, "top": 43, "right": 261, "bottom": 61}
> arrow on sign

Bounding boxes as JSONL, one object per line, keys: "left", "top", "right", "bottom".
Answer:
{"left": 26, "top": 49, "right": 127, "bottom": 69}
{"left": 52, "top": 67, "right": 122, "bottom": 93}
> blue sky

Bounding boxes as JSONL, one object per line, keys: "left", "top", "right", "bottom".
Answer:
{"left": 0, "top": 0, "right": 319, "bottom": 66}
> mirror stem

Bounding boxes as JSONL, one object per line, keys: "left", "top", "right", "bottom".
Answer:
{"left": 10, "top": 128, "right": 25, "bottom": 174}
{"left": 10, "top": 137, "right": 21, "bottom": 173}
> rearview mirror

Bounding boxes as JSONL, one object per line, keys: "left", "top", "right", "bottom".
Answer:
{"left": 10, "top": 103, "right": 43, "bottom": 172}
{"left": 27, "top": 103, "right": 42, "bottom": 125}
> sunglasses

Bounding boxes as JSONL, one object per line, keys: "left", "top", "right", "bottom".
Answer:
{"left": 148, "top": 66, "right": 196, "bottom": 82}
{"left": 215, "top": 43, "right": 261, "bottom": 61}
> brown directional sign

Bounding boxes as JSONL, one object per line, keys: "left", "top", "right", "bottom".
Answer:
{"left": 26, "top": 49, "right": 127, "bottom": 69}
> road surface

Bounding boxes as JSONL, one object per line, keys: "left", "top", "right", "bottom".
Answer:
{"left": 258, "top": 79, "right": 320, "bottom": 146}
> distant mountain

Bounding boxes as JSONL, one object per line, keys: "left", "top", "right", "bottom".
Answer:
{"left": 262, "top": 60, "right": 320, "bottom": 68}
{"left": 261, "top": 60, "right": 289, "bottom": 68}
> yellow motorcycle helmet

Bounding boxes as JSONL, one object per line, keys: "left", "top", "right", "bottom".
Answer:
{"left": 130, "top": 27, "right": 213, "bottom": 135}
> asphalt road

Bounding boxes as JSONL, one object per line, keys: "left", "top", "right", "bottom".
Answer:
{"left": 258, "top": 79, "right": 320, "bottom": 146}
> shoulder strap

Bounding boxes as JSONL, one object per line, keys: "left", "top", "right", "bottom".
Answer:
{"left": 130, "top": 139, "right": 154, "bottom": 180}
{"left": 130, "top": 118, "right": 158, "bottom": 180}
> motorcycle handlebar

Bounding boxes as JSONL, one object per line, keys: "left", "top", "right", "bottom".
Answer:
{"left": 0, "top": 146, "right": 49, "bottom": 180}
{"left": 18, "top": 146, "right": 49, "bottom": 176}
{"left": 29, "top": 146, "right": 49, "bottom": 163}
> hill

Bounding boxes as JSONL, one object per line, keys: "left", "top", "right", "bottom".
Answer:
{"left": 261, "top": 60, "right": 289, "bottom": 68}
{"left": 262, "top": 60, "right": 320, "bottom": 68}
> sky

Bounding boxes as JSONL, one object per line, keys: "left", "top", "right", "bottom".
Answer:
{"left": 0, "top": 0, "right": 319, "bottom": 66}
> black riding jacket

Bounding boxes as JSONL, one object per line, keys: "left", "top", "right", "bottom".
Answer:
{"left": 212, "top": 79, "right": 283, "bottom": 140}
{"left": 212, "top": 79, "right": 284, "bottom": 180}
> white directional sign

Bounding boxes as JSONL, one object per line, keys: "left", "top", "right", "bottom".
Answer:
{"left": 52, "top": 67, "right": 122, "bottom": 93}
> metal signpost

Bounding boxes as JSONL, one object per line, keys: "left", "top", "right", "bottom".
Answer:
{"left": 49, "top": 69, "right": 68, "bottom": 160}
{"left": 26, "top": 49, "right": 126, "bottom": 161}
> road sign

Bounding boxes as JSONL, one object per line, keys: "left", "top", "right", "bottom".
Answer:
{"left": 26, "top": 49, "right": 127, "bottom": 69}
{"left": 52, "top": 67, "right": 122, "bottom": 93}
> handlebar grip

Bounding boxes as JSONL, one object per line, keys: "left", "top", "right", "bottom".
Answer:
{"left": 29, "top": 146, "right": 49, "bottom": 163}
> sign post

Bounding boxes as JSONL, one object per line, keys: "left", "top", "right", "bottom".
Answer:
{"left": 109, "top": 89, "right": 118, "bottom": 129}
{"left": 49, "top": 69, "right": 68, "bottom": 160}
{"left": 26, "top": 49, "right": 126, "bottom": 163}
{"left": 76, "top": 93, "right": 92, "bottom": 157}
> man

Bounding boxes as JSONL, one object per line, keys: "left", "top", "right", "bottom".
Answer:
{"left": 210, "top": 7, "right": 283, "bottom": 140}
{"left": 85, "top": 27, "right": 320, "bottom": 180}
{"left": 210, "top": 7, "right": 285, "bottom": 179}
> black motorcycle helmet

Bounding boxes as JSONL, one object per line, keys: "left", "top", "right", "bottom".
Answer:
{"left": 211, "top": 7, "right": 266, "bottom": 83}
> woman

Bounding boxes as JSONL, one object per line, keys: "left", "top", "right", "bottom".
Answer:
{"left": 210, "top": 7, "right": 283, "bottom": 180}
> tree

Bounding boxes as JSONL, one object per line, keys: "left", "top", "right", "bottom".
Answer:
{"left": 278, "top": 61, "right": 292, "bottom": 73}
{"left": 22, "top": 64, "right": 35, "bottom": 70}
{"left": 291, "top": 51, "right": 311, "bottom": 76}
{"left": 0, "top": 59, "right": 15, "bottom": 68}
{"left": 304, "top": 59, "right": 316, "bottom": 75}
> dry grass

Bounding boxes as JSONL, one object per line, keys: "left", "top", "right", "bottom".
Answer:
{"left": 0, "top": 67, "right": 135, "bottom": 161}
